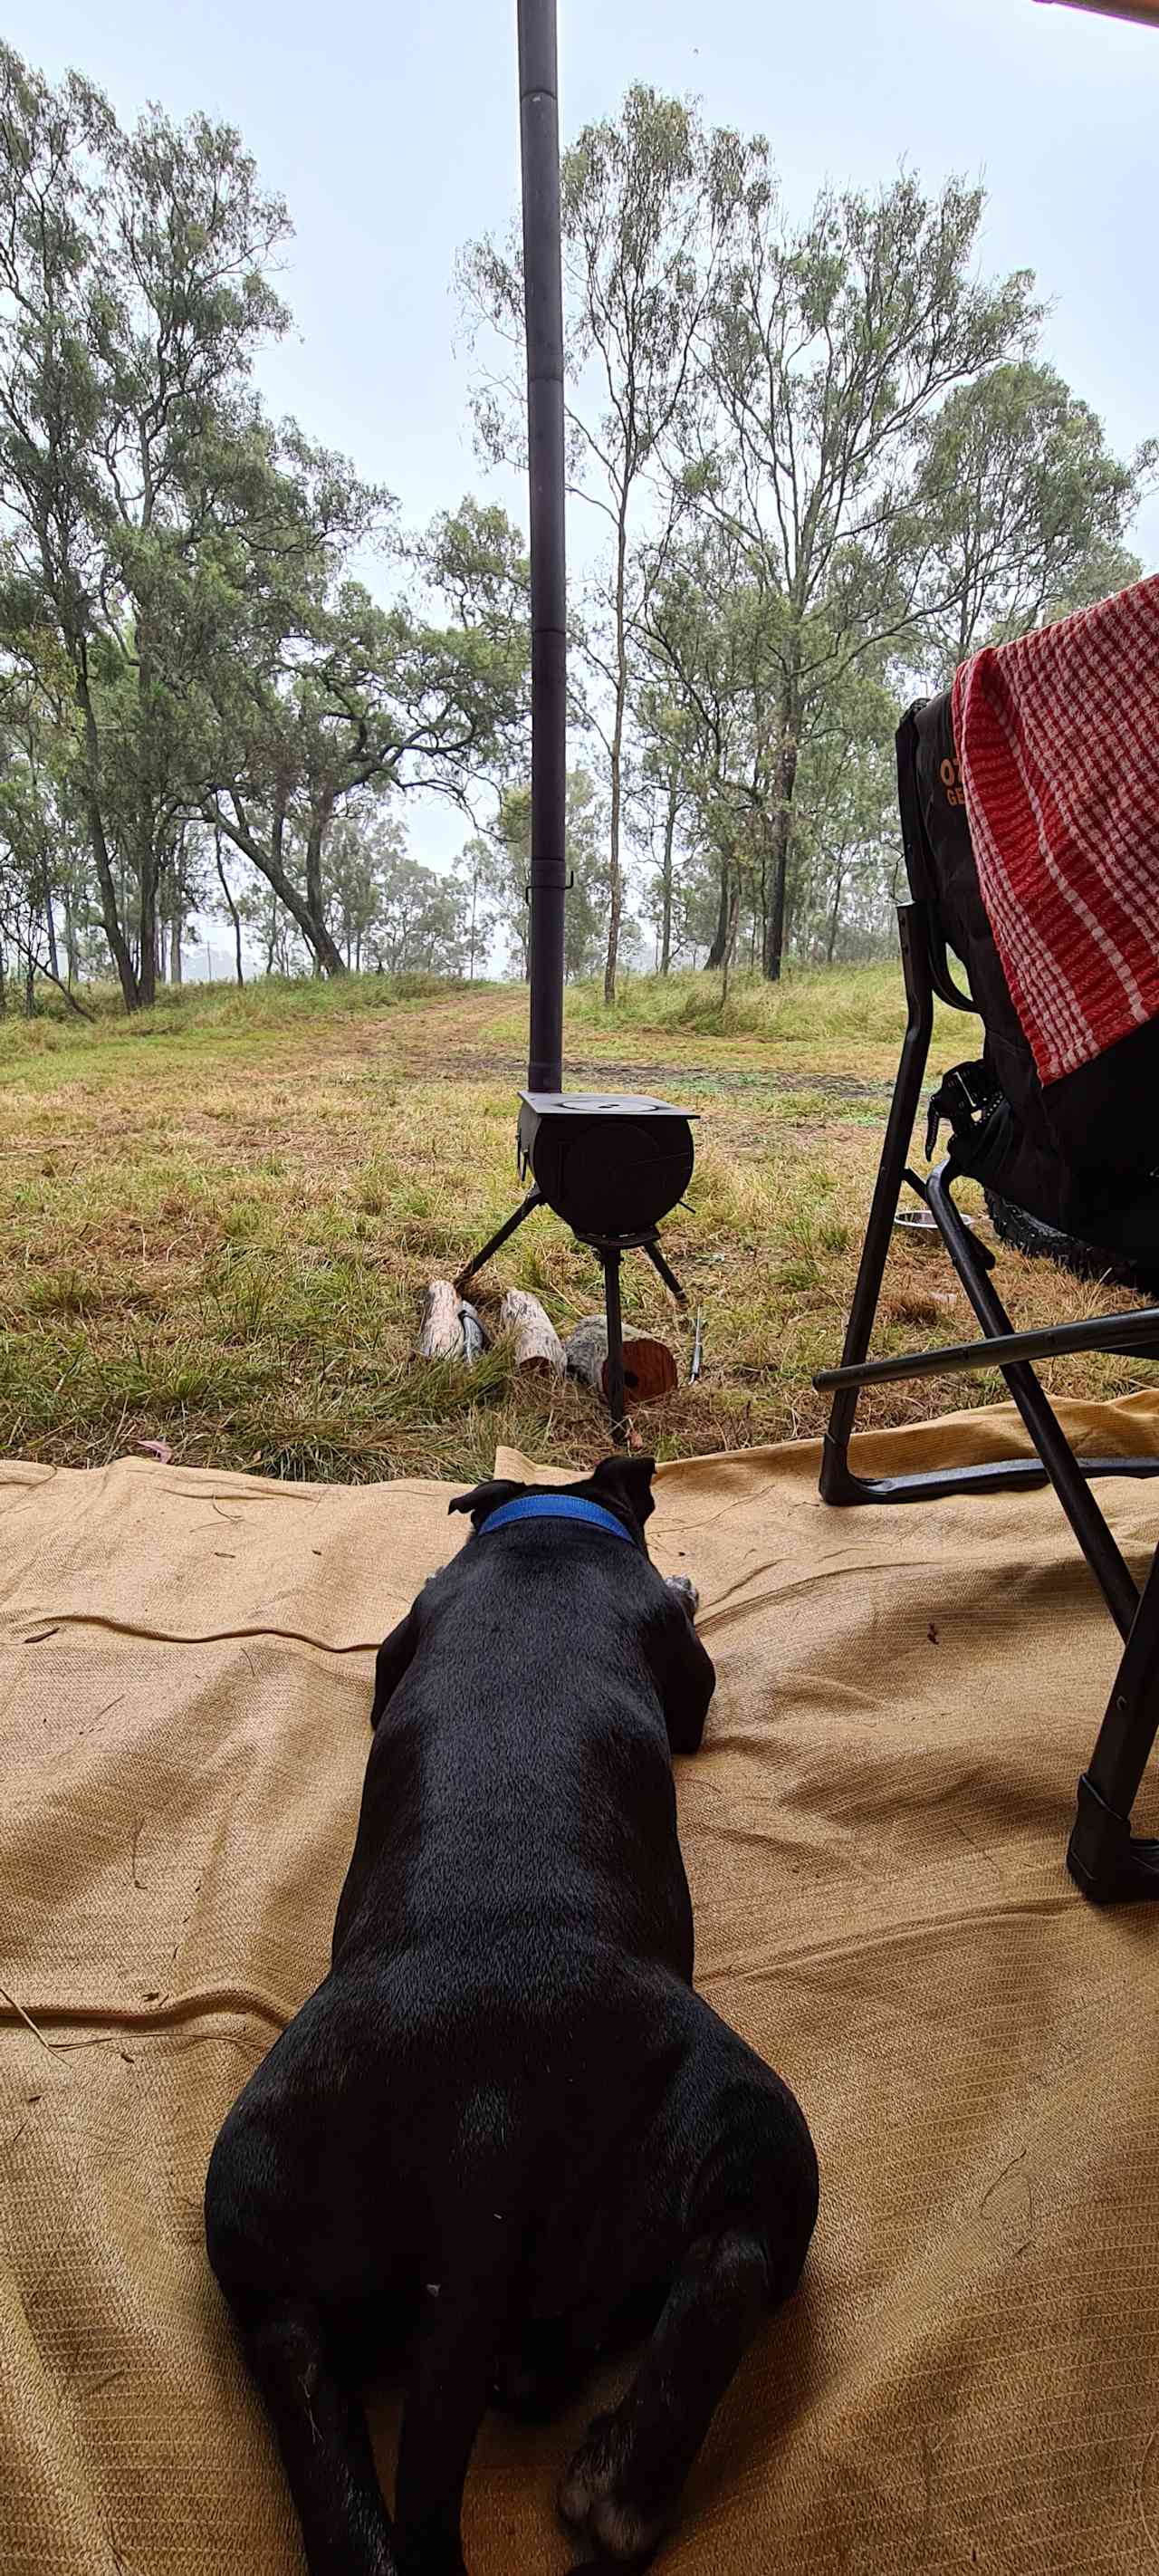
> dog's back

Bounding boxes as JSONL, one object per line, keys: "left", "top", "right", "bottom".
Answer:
{"left": 333, "top": 1518, "right": 697, "bottom": 1981}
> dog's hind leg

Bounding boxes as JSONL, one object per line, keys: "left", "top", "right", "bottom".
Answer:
{"left": 237, "top": 2295, "right": 397, "bottom": 2576}
{"left": 558, "top": 2224, "right": 771, "bottom": 2565}
{"left": 560, "top": 2042, "right": 819, "bottom": 2567}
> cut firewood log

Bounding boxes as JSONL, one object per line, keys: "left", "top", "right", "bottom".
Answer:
{"left": 564, "top": 1313, "right": 678, "bottom": 1405}
{"left": 499, "top": 1287, "right": 565, "bottom": 1376}
{"left": 565, "top": 1314, "right": 613, "bottom": 1392}
{"left": 417, "top": 1279, "right": 465, "bottom": 1360}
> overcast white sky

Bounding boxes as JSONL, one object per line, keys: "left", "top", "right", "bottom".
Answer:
{"left": 5, "top": 0, "right": 1157, "bottom": 954}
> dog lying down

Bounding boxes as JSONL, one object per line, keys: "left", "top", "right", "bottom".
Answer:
{"left": 205, "top": 1456, "right": 819, "bottom": 2576}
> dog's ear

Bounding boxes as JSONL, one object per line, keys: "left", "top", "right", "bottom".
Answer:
{"left": 447, "top": 1476, "right": 523, "bottom": 1527}
{"left": 589, "top": 1455, "right": 656, "bottom": 1528}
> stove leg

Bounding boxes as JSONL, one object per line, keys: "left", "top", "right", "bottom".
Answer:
{"left": 600, "top": 1250, "right": 628, "bottom": 1447}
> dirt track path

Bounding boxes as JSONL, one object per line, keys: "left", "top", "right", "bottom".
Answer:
{"left": 388, "top": 985, "right": 893, "bottom": 1104}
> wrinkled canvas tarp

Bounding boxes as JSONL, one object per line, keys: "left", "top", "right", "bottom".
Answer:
{"left": 4, "top": 1395, "right": 1159, "bottom": 2574}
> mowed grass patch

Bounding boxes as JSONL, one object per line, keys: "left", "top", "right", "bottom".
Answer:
{"left": 0, "top": 970, "right": 1151, "bottom": 1482}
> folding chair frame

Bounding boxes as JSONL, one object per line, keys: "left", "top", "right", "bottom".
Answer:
{"left": 814, "top": 891, "right": 1159, "bottom": 1905}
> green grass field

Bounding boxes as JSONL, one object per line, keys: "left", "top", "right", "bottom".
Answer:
{"left": 0, "top": 964, "right": 1146, "bottom": 1483}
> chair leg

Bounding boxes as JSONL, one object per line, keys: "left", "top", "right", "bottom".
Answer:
{"left": 924, "top": 1166, "right": 1140, "bottom": 1639}
{"left": 1068, "top": 1542, "right": 1159, "bottom": 1902}
{"left": 820, "top": 905, "right": 934, "bottom": 1503}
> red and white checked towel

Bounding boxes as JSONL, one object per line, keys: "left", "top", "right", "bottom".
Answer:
{"left": 951, "top": 573, "right": 1159, "bottom": 1085}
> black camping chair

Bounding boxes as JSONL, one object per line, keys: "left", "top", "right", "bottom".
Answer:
{"left": 814, "top": 689, "right": 1159, "bottom": 1905}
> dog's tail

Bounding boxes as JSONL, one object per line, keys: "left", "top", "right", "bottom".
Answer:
{"left": 393, "top": 2089, "right": 527, "bottom": 2561}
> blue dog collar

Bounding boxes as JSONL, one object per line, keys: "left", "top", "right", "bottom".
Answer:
{"left": 480, "top": 1494, "right": 634, "bottom": 1543}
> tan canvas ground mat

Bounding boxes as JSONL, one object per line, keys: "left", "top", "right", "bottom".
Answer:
{"left": 4, "top": 1396, "right": 1159, "bottom": 2576}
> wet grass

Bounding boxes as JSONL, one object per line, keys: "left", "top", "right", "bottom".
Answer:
{"left": 0, "top": 964, "right": 1148, "bottom": 1481}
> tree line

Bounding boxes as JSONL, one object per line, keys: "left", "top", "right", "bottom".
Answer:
{"left": 0, "top": 50, "right": 1151, "bottom": 1010}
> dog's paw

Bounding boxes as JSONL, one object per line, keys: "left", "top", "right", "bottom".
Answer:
{"left": 559, "top": 2416, "right": 666, "bottom": 2564}
{"left": 559, "top": 2412, "right": 620, "bottom": 2529}
{"left": 589, "top": 2494, "right": 666, "bottom": 2562}
{"left": 666, "top": 1573, "right": 699, "bottom": 1620}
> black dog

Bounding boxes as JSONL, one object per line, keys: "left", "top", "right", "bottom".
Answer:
{"left": 205, "top": 1456, "right": 818, "bottom": 2575}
